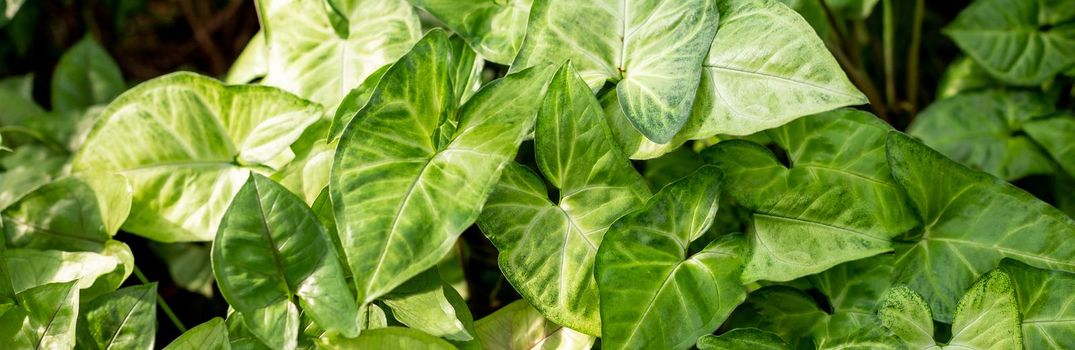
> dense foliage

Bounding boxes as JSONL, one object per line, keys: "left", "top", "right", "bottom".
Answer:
{"left": 1, "top": 0, "right": 1074, "bottom": 349}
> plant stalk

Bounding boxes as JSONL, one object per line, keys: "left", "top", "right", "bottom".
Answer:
{"left": 905, "top": 0, "right": 925, "bottom": 113}
{"left": 133, "top": 266, "right": 188, "bottom": 333}
{"left": 882, "top": 0, "right": 897, "bottom": 106}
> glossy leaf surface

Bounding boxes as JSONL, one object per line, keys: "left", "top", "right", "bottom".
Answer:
{"left": 410, "top": 0, "right": 532, "bottom": 64}
{"left": 0, "top": 281, "right": 79, "bottom": 349}
{"left": 163, "top": 318, "right": 230, "bottom": 350}
{"left": 478, "top": 64, "right": 648, "bottom": 335}
{"left": 474, "top": 300, "right": 595, "bottom": 350}
{"left": 76, "top": 283, "right": 158, "bottom": 350}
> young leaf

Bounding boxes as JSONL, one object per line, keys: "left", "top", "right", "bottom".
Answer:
{"left": 409, "top": 0, "right": 532, "bottom": 64}
{"left": 998, "top": 259, "right": 1075, "bottom": 349}
{"left": 50, "top": 36, "right": 124, "bottom": 112}
{"left": 381, "top": 268, "right": 474, "bottom": 343}
{"left": 331, "top": 30, "right": 553, "bottom": 307}
{"left": 692, "top": 0, "right": 865, "bottom": 137}
{"left": 703, "top": 110, "right": 916, "bottom": 282}
{"left": 877, "top": 286, "right": 938, "bottom": 349}
{"left": 886, "top": 131, "right": 1075, "bottom": 321}
{"left": 212, "top": 174, "right": 358, "bottom": 349}
{"left": 943, "top": 0, "right": 1075, "bottom": 85}
{"left": 477, "top": 63, "right": 649, "bottom": 335}
{"left": 510, "top": 0, "right": 718, "bottom": 143}
{"left": 256, "top": 0, "right": 421, "bottom": 109}
{"left": 163, "top": 317, "right": 230, "bottom": 350}
{"left": 908, "top": 90, "right": 1056, "bottom": 180}
{"left": 883, "top": 271, "right": 1022, "bottom": 349}
{"left": 595, "top": 166, "right": 746, "bottom": 349}
{"left": 72, "top": 72, "right": 325, "bottom": 242}
{"left": 0, "top": 281, "right": 79, "bottom": 349}
{"left": 474, "top": 300, "right": 595, "bottom": 350}
{"left": 2, "top": 173, "right": 131, "bottom": 252}
{"left": 76, "top": 283, "right": 158, "bottom": 350}
{"left": 696, "top": 328, "right": 791, "bottom": 350}
{"left": 317, "top": 327, "right": 456, "bottom": 349}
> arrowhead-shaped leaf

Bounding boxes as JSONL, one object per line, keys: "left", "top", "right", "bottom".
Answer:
{"left": 212, "top": 174, "right": 358, "bottom": 350}
{"left": 256, "top": 0, "right": 422, "bottom": 109}
{"left": 50, "top": 36, "right": 124, "bottom": 113}
{"left": 886, "top": 131, "right": 1075, "bottom": 321}
{"left": 3, "top": 173, "right": 130, "bottom": 252}
{"left": 944, "top": 0, "right": 1075, "bottom": 85}
{"left": 72, "top": 72, "right": 325, "bottom": 242}
{"left": 596, "top": 166, "right": 746, "bottom": 349}
{"left": 0, "top": 281, "right": 79, "bottom": 349}
{"left": 478, "top": 63, "right": 649, "bottom": 335}
{"left": 76, "top": 283, "right": 158, "bottom": 350}
{"left": 703, "top": 110, "right": 917, "bottom": 282}
{"left": 998, "top": 259, "right": 1075, "bottom": 349}
{"left": 511, "top": 0, "right": 719, "bottom": 143}
{"left": 410, "top": 0, "right": 532, "bottom": 64}
{"left": 331, "top": 30, "right": 553, "bottom": 307}
{"left": 163, "top": 317, "right": 230, "bottom": 350}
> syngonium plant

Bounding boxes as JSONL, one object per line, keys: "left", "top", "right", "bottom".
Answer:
{"left": 1, "top": 0, "right": 1074, "bottom": 349}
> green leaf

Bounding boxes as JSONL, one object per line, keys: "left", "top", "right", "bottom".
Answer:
{"left": 72, "top": 72, "right": 325, "bottom": 242}
{"left": 1023, "top": 112, "right": 1075, "bottom": 177}
{"left": 3, "top": 173, "right": 131, "bottom": 252}
{"left": 878, "top": 286, "right": 939, "bottom": 349}
{"left": 50, "top": 36, "right": 124, "bottom": 113}
{"left": 641, "top": 147, "right": 704, "bottom": 191}
{"left": 0, "top": 73, "right": 34, "bottom": 99}
{"left": 908, "top": 89, "right": 1056, "bottom": 180}
{"left": 474, "top": 300, "right": 595, "bottom": 350}
{"left": 2, "top": 248, "right": 123, "bottom": 295}
{"left": 150, "top": 242, "right": 214, "bottom": 298}
{"left": 692, "top": 0, "right": 865, "bottom": 137}
{"left": 329, "top": 65, "right": 389, "bottom": 142}
{"left": 511, "top": 0, "right": 719, "bottom": 143}
{"left": 226, "top": 311, "right": 272, "bottom": 350}
{"left": 213, "top": 174, "right": 359, "bottom": 349}
{"left": 317, "top": 327, "right": 457, "bottom": 350}
{"left": 595, "top": 166, "right": 746, "bottom": 349}
{"left": 436, "top": 243, "right": 469, "bottom": 300}
{"left": 998, "top": 259, "right": 1075, "bottom": 349}
{"left": 703, "top": 109, "right": 916, "bottom": 282}
{"left": 381, "top": 269, "right": 473, "bottom": 343}
{"left": 886, "top": 131, "right": 1075, "bottom": 322}
{"left": 163, "top": 317, "right": 230, "bottom": 350}
{"left": 331, "top": 30, "right": 553, "bottom": 307}
{"left": 722, "top": 286, "right": 827, "bottom": 346}
{"left": 410, "top": 0, "right": 532, "bottom": 64}
{"left": 226, "top": 31, "right": 267, "bottom": 84}
{"left": 76, "top": 283, "right": 158, "bottom": 350}
{"left": 943, "top": 0, "right": 1075, "bottom": 85}
{"left": 936, "top": 56, "right": 1000, "bottom": 99}
{"left": 696, "top": 328, "right": 790, "bottom": 350}
{"left": 823, "top": 0, "right": 879, "bottom": 19}
{"left": 256, "top": 0, "right": 422, "bottom": 109}
{"left": 0, "top": 281, "right": 79, "bottom": 349}
{"left": 477, "top": 63, "right": 649, "bottom": 335}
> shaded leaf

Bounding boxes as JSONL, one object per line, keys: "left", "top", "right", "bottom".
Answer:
{"left": 317, "top": 327, "right": 456, "bottom": 349}
{"left": 0, "top": 281, "right": 79, "bottom": 349}
{"left": 998, "top": 259, "right": 1075, "bottom": 349}
{"left": 76, "top": 283, "right": 158, "bottom": 350}
{"left": 50, "top": 36, "right": 124, "bottom": 112}
{"left": 696, "top": 328, "right": 790, "bottom": 350}
{"left": 475, "top": 300, "right": 595, "bottom": 350}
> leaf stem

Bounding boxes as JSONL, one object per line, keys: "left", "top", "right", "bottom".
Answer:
{"left": 882, "top": 0, "right": 896, "bottom": 105}
{"left": 905, "top": 0, "right": 925, "bottom": 114}
{"left": 133, "top": 266, "right": 188, "bottom": 333}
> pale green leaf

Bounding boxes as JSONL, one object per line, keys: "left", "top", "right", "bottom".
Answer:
{"left": 691, "top": 0, "right": 865, "bottom": 137}
{"left": 163, "top": 318, "right": 231, "bottom": 350}
{"left": 257, "top": 0, "right": 422, "bottom": 109}
{"left": 477, "top": 63, "right": 648, "bottom": 335}
{"left": 410, "top": 0, "right": 532, "bottom": 64}
{"left": 76, "top": 283, "right": 158, "bottom": 350}
{"left": 908, "top": 89, "right": 1056, "bottom": 180}
{"left": 329, "top": 65, "right": 389, "bottom": 142}
{"left": 596, "top": 166, "right": 746, "bottom": 349}
{"left": 943, "top": 0, "right": 1075, "bottom": 85}
{"left": 2, "top": 248, "right": 121, "bottom": 294}
{"left": 0, "top": 281, "right": 79, "bottom": 350}
{"left": 999, "top": 259, "right": 1075, "bottom": 349}
{"left": 511, "top": 0, "right": 718, "bottom": 143}
{"left": 382, "top": 268, "right": 472, "bottom": 342}
{"left": 50, "top": 36, "right": 124, "bottom": 113}
{"left": 317, "top": 327, "right": 457, "bottom": 349}
{"left": 703, "top": 110, "right": 916, "bottom": 282}
{"left": 72, "top": 72, "right": 325, "bottom": 242}
{"left": 213, "top": 174, "right": 359, "bottom": 349}
{"left": 331, "top": 30, "right": 553, "bottom": 306}
{"left": 947, "top": 271, "right": 1023, "bottom": 350}
{"left": 878, "top": 286, "right": 939, "bottom": 349}
{"left": 696, "top": 328, "right": 790, "bottom": 350}
{"left": 474, "top": 300, "right": 595, "bottom": 350}
{"left": 886, "top": 131, "right": 1075, "bottom": 322}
